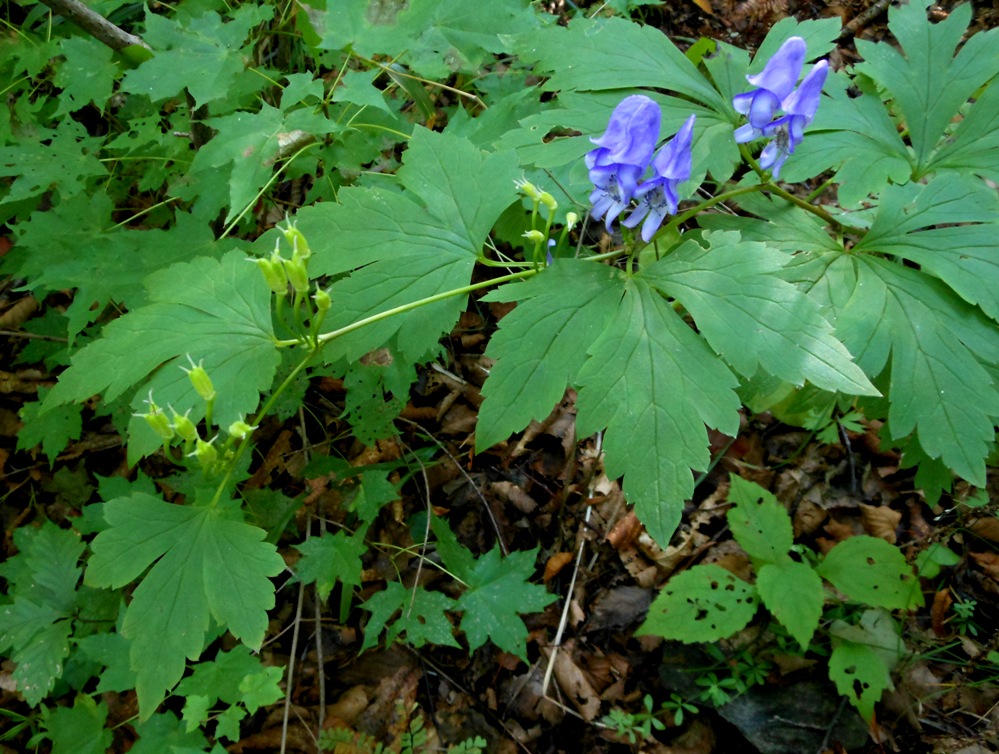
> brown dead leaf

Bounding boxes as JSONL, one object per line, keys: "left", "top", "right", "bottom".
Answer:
{"left": 606, "top": 510, "right": 642, "bottom": 550}
{"left": 968, "top": 516, "right": 999, "bottom": 543}
{"left": 488, "top": 480, "right": 536, "bottom": 514}
{"left": 969, "top": 550, "right": 999, "bottom": 581}
{"left": 690, "top": 0, "right": 714, "bottom": 15}
{"left": 546, "top": 640, "right": 602, "bottom": 721}
{"left": 543, "top": 551, "right": 574, "bottom": 583}
{"left": 0, "top": 295, "right": 39, "bottom": 329}
{"left": 930, "top": 589, "right": 953, "bottom": 638}
{"left": 859, "top": 503, "right": 901, "bottom": 543}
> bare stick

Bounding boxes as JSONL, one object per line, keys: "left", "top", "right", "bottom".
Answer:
{"left": 36, "top": 0, "right": 151, "bottom": 53}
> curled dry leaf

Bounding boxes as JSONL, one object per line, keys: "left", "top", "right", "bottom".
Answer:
{"left": 860, "top": 502, "right": 902, "bottom": 543}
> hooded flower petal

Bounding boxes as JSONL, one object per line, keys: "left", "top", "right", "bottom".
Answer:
{"left": 589, "top": 94, "right": 662, "bottom": 168}
{"left": 622, "top": 115, "right": 696, "bottom": 242}
{"left": 732, "top": 36, "right": 807, "bottom": 139}
{"left": 782, "top": 60, "right": 829, "bottom": 123}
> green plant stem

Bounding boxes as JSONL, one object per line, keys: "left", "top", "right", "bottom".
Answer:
{"left": 220, "top": 142, "right": 319, "bottom": 239}
{"left": 660, "top": 184, "right": 767, "bottom": 237}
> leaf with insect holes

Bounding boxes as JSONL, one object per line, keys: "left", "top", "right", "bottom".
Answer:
{"left": 854, "top": 0, "right": 999, "bottom": 171}
{"left": 360, "top": 582, "right": 460, "bottom": 653}
{"left": 477, "top": 260, "right": 622, "bottom": 453}
{"left": 41, "top": 251, "right": 279, "bottom": 463}
{"left": 642, "top": 231, "right": 877, "bottom": 396}
{"left": 638, "top": 565, "right": 759, "bottom": 643}
{"left": 575, "top": 276, "right": 741, "bottom": 547}
{"left": 0, "top": 522, "right": 84, "bottom": 705}
{"left": 724, "top": 475, "right": 793, "bottom": 564}
{"left": 816, "top": 535, "right": 922, "bottom": 610}
{"left": 84, "top": 493, "right": 285, "bottom": 719}
{"left": 431, "top": 516, "right": 555, "bottom": 660}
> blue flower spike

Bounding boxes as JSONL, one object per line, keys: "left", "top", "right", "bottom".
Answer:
{"left": 733, "top": 36, "right": 806, "bottom": 143}
{"left": 758, "top": 60, "right": 829, "bottom": 178}
{"left": 623, "top": 114, "right": 696, "bottom": 243}
{"left": 586, "top": 95, "right": 661, "bottom": 229}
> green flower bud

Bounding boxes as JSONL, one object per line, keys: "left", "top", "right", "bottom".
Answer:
{"left": 252, "top": 257, "right": 288, "bottom": 294}
{"left": 514, "top": 178, "right": 541, "bottom": 202}
{"left": 171, "top": 410, "right": 199, "bottom": 443}
{"left": 539, "top": 191, "right": 558, "bottom": 212}
{"left": 142, "top": 403, "right": 174, "bottom": 441}
{"left": 522, "top": 230, "right": 546, "bottom": 245}
{"left": 183, "top": 357, "right": 216, "bottom": 402}
{"left": 191, "top": 436, "right": 218, "bottom": 468}
{"left": 565, "top": 212, "right": 579, "bottom": 230}
{"left": 284, "top": 257, "right": 310, "bottom": 294}
{"left": 227, "top": 420, "right": 258, "bottom": 440}
{"left": 313, "top": 288, "right": 331, "bottom": 314}
{"left": 282, "top": 224, "right": 311, "bottom": 261}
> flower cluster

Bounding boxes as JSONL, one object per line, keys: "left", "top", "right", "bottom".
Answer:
{"left": 586, "top": 95, "right": 696, "bottom": 243}
{"left": 733, "top": 36, "right": 829, "bottom": 178}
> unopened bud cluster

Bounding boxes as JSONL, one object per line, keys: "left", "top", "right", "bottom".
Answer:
{"left": 514, "top": 179, "right": 578, "bottom": 267}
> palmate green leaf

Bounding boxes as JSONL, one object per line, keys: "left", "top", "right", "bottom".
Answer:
{"left": 575, "top": 277, "right": 741, "bottom": 546}
{"left": 643, "top": 231, "right": 876, "bottom": 396}
{"left": 303, "top": 128, "right": 518, "bottom": 363}
{"left": 122, "top": 6, "right": 274, "bottom": 107}
{"left": 18, "top": 390, "right": 82, "bottom": 464}
{"left": 477, "top": 261, "right": 621, "bottom": 452}
{"left": 431, "top": 516, "right": 555, "bottom": 661}
{"left": 293, "top": 529, "right": 368, "bottom": 602}
{"left": 319, "top": 0, "right": 540, "bottom": 78}
{"left": 191, "top": 105, "right": 338, "bottom": 220}
{"left": 853, "top": 174, "right": 999, "bottom": 321}
{"left": 41, "top": 696, "right": 113, "bottom": 754}
{"left": 725, "top": 475, "right": 793, "bottom": 564}
{"left": 10, "top": 198, "right": 229, "bottom": 340}
{"left": 0, "top": 522, "right": 84, "bottom": 705}
{"left": 793, "top": 252, "right": 999, "bottom": 484}
{"left": 516, "top": 16, "right": 727, "bottom": 111}
{"left": 43, "top": 252, "right": 279, "bottom": 462}
{"left": 757, "top": 560, "right": 824, "bottom": 648}
{"left": 360, "top": 582, "right": 460, "bottom": 652}
{"left": 53, "top": 36, "right": 117, "bottom": 116}
{"left": 0, "top": 120, "right": 106, "bottom": 206}
{"left": 854, "top": 0, "right": 999, "bottom": 172}
{"left": 638, "top": 565, "right": 758, "bottom": 642}
{"left": 927, "top": 78, "right": 999, "bottom": 181}
{"left": 817, "top": 535, "right": 922, "bottom": 610}
{"left": 698, "top": 193, "right": 842, "bottom": 254}
{"left": 85, "top": 493, "right": 285, "bottom": 718}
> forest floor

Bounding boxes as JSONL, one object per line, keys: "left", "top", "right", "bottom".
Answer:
{"left": 3, "top": 1, "right": 999, "bottom": 753}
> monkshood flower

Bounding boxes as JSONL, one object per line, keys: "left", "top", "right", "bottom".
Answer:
{"left": 586, "top": 95, "right": 661, "bottom": 229}
{"left": 623, "top": 114, "right": 696, "bottom": 242}
{"left": 733, "top": 36, "right": 806, "bottom": 143}
{"left": 757, "top": 60, "right": 829, "bottom": 178}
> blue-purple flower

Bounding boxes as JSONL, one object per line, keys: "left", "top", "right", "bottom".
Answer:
{"left": 587, "top": 95, "right": 661, "bottom": 229}
{"left": 623, "top": 114, "right": 696, "bottom": 242}
{"left": 757, "top": 61, "right": 829, "bottom": 178}
{"left": 733, "top": 36, "right": 806, "bottom": 143}
{"left": 733, "top": 37, "right": 829, "bottom": 179}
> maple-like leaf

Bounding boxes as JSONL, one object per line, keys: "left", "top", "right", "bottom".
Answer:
{"left": 361, "top": 582, "right": 460, "bottom": 652}
{"left": 431, "top": 516, "right": 554, "bottom": 660}
{"left": 85, "top": 493, "right": 285, "bottom": 718}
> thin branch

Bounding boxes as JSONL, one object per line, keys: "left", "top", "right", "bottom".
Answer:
{"left": 36, "top": 0, "right": 151, "bottom": 53}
